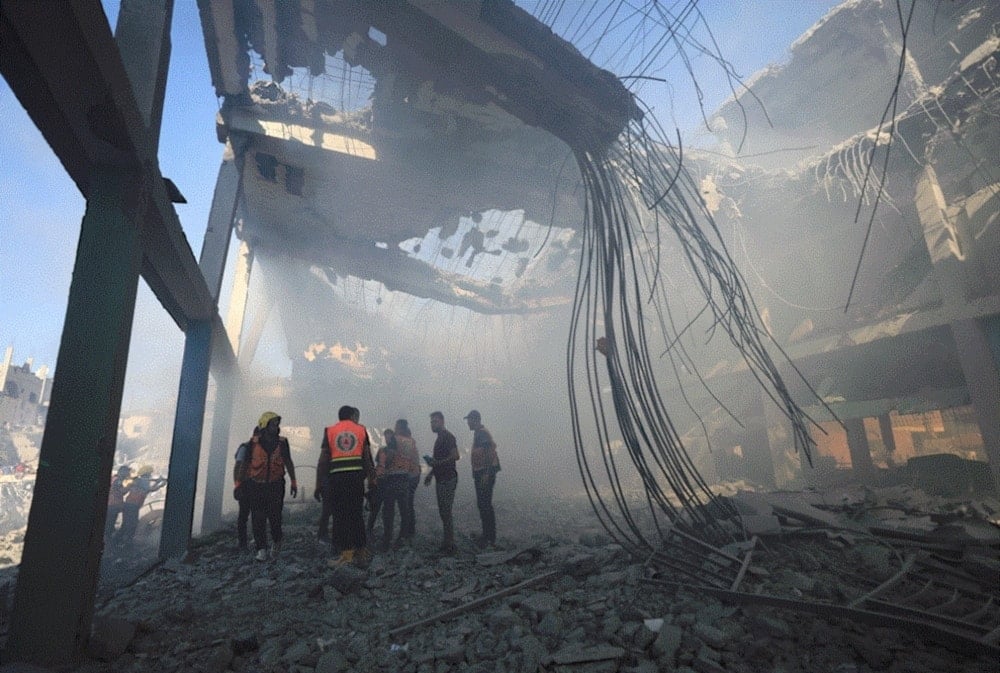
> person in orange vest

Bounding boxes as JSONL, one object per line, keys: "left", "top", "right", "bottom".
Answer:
{"left": 316, "top": 405, "right": 375, "bottom": 566}
{"left": 115, "top": 465, "right": 166, "bottom": 548}
{"left": 105, "top": 465, "right": 131, "bottom": 545}
{"left": 244, "top": 411, "right": 298, "bottom": 561}
{"left": 377, "top": 418, "right": 421, "bottom": 550}
{"left": 465, "top": 410, "right": 500, "bottom": 548}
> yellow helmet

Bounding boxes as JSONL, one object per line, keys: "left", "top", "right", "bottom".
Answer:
{"left": 258, "top": 411, "right": 281, "bottom": 430}
{"left": 137, "top": 465, "right": 153, "bottom": 477}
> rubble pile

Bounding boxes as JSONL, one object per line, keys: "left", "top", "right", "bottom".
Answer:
{"left": 0, "top": 485, "right": 996, "bottom": 672}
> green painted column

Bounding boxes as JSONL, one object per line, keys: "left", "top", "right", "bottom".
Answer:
{"left": 159, "top": 319, "right": 212, "bottom": 559}
{"left": 5, "top": 170, "right": 142, "bottom": 665}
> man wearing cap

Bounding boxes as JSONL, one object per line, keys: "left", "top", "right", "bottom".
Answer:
{"left": 244, "top": 412, "right": 298, "bottom": 561}
{"left": 465, "top": 410, "right": 500, "bottom": 548}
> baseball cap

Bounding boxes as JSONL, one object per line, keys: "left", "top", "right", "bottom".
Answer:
{"left": 463, "top": 409, "right": 481, "bottom": 420}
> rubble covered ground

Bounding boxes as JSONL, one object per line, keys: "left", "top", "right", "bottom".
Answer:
{"left": 2, "top": 482, "right": 996, "bottom": 673}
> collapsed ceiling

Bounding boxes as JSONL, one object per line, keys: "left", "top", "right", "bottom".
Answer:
{"left": 199, "top": 0, "right": 639, "bottom": 313}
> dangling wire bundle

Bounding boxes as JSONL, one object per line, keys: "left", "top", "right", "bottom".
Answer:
{"left": 567, "top": 100, "right": 819, "bottom": 555}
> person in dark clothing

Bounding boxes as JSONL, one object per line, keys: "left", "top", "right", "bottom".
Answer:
{"left": 105, "top": 465, "right": 131, "bottom": 546}
{"left": 316, "top": 406, "right": 375, "bottom": 567}
{"left": 425, "top": 411, "right": 459, "bottom": 553}
{"left": 245, "top": 412, "right": 298, "bottom": 561}
{"left": 233, "top": 428, "right": 258, "bottom": 551}
{"left": 365, "top": 429, "right": 393, "bottom": 538}
{"left": 465, "top": 410, "right": 500, "bottom": 548}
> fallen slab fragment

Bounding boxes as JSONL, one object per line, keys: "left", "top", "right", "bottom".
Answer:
{"left": 549, "top": 644, "right": 625, "bottom": 665}
{"left": 388, "top": 569, "right": 561, "bottom": 639}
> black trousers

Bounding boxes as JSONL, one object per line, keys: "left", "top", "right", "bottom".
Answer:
{"left": 249, "top": 480, "right": 285, "bottom": 551}
{"left": 105, "top": 504, "right": 123, "bottom": 542}
{"left": 237, "top": 495, "right": 251, "bottom": 549}
{"left": 324, "top": 470, "right": 366, "bottom": 552}
{"left": 116, "top": 503, "right": 141, "bottom": 545}
{"left": 473, "top": 469, "right": 497, "bottom": 544}
{"left": 318, "top": 488, "right": 333, "bottom": 540}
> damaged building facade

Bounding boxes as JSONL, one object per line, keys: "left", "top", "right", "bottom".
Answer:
{"left": 0, "top": 0, "right": 998, "bottom": 670}
{"left": 0, "top": 347, "right": 50, "bottom": 428}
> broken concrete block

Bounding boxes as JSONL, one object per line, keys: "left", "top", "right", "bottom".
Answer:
{"left": 314, "top": 650, "right": 350, "bottom": 673}
{"left": 649, "top": 624, "right": 683, "bottom": 660}
{"left": 549, "top": 644, "right": 624, "bottom": 665}
{"left": 89, "top": 615, "right": 137, "bottom": 661}
{"left": 691, "top": 622, "right": 727, "bottom": 650}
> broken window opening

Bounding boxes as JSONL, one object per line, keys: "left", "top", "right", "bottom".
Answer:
{"left": 255, "top": 152, "right": 278, "bottom": 182}
{"left": 284, "top": 165, "right": 304, "bottom": 196}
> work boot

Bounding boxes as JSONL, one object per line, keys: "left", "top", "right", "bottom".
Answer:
{"left": 255, "top": 548, "right": 269, "bottom": 562}
{"left": 328, "top": 549, "right": 355, "bottom": 568}
{"left": 270, "top": 540, "right": 281, "bottom": 556}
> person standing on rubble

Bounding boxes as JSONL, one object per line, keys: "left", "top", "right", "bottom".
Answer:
{"left": 365, "top": 428, "right": 394, "bottom": 539}
{"left": 245, "top": 412, "right": 298, "bottom": 561}
{"left": 232, "top": 427, "right": 258, "bottom": 552}
{"left": 376, "top": 418, "right": 420, "bottom": 550}
{"left": 465, "top": 410, "right": 500, "bottom": 548}
{"left": 397, "top": 419, "right": 422, "bottom": 541}
{"left": 115, "top": 465, "right": 166, "bottom": 548}
{"left": 105, "top": 465, "right": 131, "bottom": 546}
{"left": 424, "top": 411, "right": 459, "bottom": 553}
{"left": 317, "top": 406, "right": 375, "bottom": 566}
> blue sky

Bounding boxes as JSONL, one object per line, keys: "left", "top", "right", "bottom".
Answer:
{"left": 0, "top": 1, "right": 839, "bottom": 407}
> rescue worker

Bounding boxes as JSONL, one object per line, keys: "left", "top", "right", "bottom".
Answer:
{"left": 399, "top": 419, "right": 422, "bottom": 540}
{"left": 116, "top": 465, "right": 166, "bottom": 548}
{"left": 465, "top": 410, "right": 500, "bottom": 548}
{"left": 316, "top": 406, "right": 375, "bottom": 566}
{"left": 424, "top": 411, "right": 459, "bottom": 553}
{"left": 245, "top": 412, "right": 298, "bottom": 561}
{"left": 105, "top": 465, "right": 131, "bottom": 545}
{"left": 232, "top": 427, "right": 258, "bottom": 552}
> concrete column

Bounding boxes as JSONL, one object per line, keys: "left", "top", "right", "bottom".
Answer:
{"left": 199, "top": 142, "right": 245, "bottom": 302}
{"left": 743, "top": 389, "right": 776, "bottom": 488}
{"left": 197, "top": 145, "right": 245, "bottom": 533}
{"left": 877, "top": 413, "right": 897, "bottom": 466}
{"left": 200, "top": 370, "right": 236, "bottom": 533}
{"left": 159, "top": 319, "right": 213, "bottom": 559}
{"left": 225, "top": 240, "right": 254, "bottom": 354}
{"left": 844, "top": 417, "right": 875, "bottom": 478}
{"left": 6, "top": 170, "right": 142, "bottom": 665}
{"left": 950, "top": 319, "right": 1000, "bottom": 493}
{"left": 114, "top": 0, "right": 174, "bottom": 152}
{"left": 916, "top": 165, "right": 1000, "bottom": 493}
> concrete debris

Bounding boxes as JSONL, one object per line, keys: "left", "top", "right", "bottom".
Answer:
{"left": 0, "top": 486, "right": 994, "bottom": 672}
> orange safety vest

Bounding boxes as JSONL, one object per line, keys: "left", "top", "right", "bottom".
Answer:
{"left": 383, "top": 435, "right": 419, "bottom": 476}
{"left": 325, "top": 421, "right": 367, "bottom": 474}
{"left": 124, "top": 477, "right": 152, "bottom": 506}
{"left": 246, "top": 437, "right": 288, "bottom": 482}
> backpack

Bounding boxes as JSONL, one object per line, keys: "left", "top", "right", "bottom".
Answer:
{"left": 234, "top": 441, "right": 252, "bottom": 483}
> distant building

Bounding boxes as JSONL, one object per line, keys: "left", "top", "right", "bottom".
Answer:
{"left": 0, "top": 346, "right": 51, "bottom": 427}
